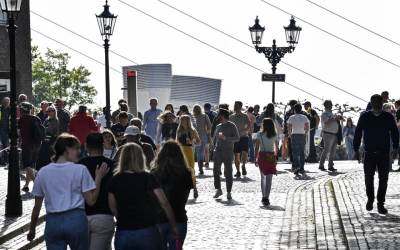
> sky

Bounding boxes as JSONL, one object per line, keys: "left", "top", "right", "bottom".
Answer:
{"left": 30, "top": 0, "right": 400, "bottom": 112}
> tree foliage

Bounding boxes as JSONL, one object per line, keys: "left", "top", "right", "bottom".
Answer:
{"left": 32, "top": 47, "right": 97, "bottom": 110}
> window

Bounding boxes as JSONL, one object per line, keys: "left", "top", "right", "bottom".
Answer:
{"left": 0, "top": 11, "right": 7, "bottom": 26}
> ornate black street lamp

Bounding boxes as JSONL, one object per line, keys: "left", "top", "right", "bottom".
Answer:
{"left": 96, "top": 0, "right": 117, "bottom": 129}
{"left": 0, "top": 0, "right": 23, "bottom": 217}
{"left": 249, "top": 16, "right": 301, "bottom": 103}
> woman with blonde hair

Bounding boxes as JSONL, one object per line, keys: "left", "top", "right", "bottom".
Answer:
{"left": 193, "top": 105, "right": 211, "bottom": 175}
{"left": 108, "top": 143, "right": 179, "bottom": 250}
{"left": 176, "top": 115, "right": 200, "bottom": 199}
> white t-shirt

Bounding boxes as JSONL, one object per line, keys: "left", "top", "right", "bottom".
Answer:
{"left": 257, "top": 132, "right": 277, "bottom": 152}
{"left": 32, "top": 162, "right": 96, "bottom": 213}
{"left": 287, "top": 114, "right": 309, "bottom": 135}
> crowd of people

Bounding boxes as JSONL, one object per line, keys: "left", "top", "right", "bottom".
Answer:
{"left": 0, "top": 91, "right": 398, "bottom": 250}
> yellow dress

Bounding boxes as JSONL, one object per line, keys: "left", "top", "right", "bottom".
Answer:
{"left": 181, "top": 145, "right": 196, "bottom": 186}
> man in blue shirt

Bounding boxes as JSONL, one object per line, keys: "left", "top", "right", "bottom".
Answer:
{"left": 143, "top": 98, "right": 162, "bottom": 142}
{"left": 354, "top": 94, "right": 399, "bottom": 215}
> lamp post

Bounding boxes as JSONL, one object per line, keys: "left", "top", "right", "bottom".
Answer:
{"left": 96, "top": 0, "right": 117, "bottom": 129}
{"left": 0, "top": 0, "right": 23, "bottom": 217}
{"left": 249, "top": 16, "right": 301, "bottom": 103}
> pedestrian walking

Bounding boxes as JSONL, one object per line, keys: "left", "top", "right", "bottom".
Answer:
{"left": 204, "top": 103, "right": 217, "bottom": 167}
{"left": 395, "top": 100, "right": 400, "bottom": 166}
{"left": 0, "top": 97, "right": 10, "bottom": 165}
{"left": 108, "top": 143, "right": 179, "bottom": 250}
{"left": 193, "top": 105, "right": 211, "bottom": 175}
{"left": 55, "top": 99, "right": 70, "bottom": 134}
{"left": 152, "top": 141, "right": 193, "bottom": 250}
{"left": 143, "top": 98, "right": 162, "bottom": 142}
{"left": 247, "top": 107, "right": 256, "bottom": 163}
{"left": 130, "top": 118, "right": 157, "bottom": 151}
{"left": 343, "top": 118, "right": 356, "bottom": 160}
{"left": 319, "top": 100, "right": 340, "bottom": 171}
{"left": 69, "top": 105, "right": 98, "bottom": 157}
{"left": 156, "top": 111, "right": 178, "bottom": 146}
{"left": 303, "top": 101, "right": 320, "bottom": 163}
{"left": 113, "top": 126, "right": 155, "bottom": 168}
{"left": 164, "top": 103, "right": 175, "bottom": 114}
{"left": 354, "top": 94, "right": 399, "bottom": 214}
{"left": 287, "top": 104, "right": 310, "bottom": 175}
{"left": 212, "top": 109, "right": 240, "bottom": 200}
{"left": 111, "top": 99, "right": 128, "bottom": 124}
{"left": 37, "top": 105, "right": 60, "bottom": 170}
{"left": 230, "top": 101, "right": 251, "bottom": 178}
{"left": 19, "top": 102, "right": 44, "bottom": 192}
{"left": 111, "top": 111, "right": 130, "bottom": 146}
{"left": 28, "top": 133, "right": 109, "bottom": 249}
{"left": 176, "top": 115, "right": 200, "bottom": 199}
{"left": 37, "top": 101, "right": 49, "bottom": 124}
{"left": 283, "top": 100, "right": 297, "bottom": 164}
{"left": 204, "top": 103, "right": 217, "bottom": 124}
{"left": 78, "top": 133, "right": 115, "bottom": 250}
{"left": 255, "top": 118, "right": 278, "bottom": 206}
{"left": 102, "top": 129, "right": 118, "bottom": 160}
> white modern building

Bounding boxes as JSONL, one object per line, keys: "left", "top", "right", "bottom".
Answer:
{"left": 122, "top": 64, "right": 221, "bottom": 113}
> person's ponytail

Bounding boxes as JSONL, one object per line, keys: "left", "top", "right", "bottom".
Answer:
{"left": 51, "top": 133, "right": 80, "bottom": 162}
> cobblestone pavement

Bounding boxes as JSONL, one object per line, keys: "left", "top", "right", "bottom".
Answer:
{"left": 185, "top": 161, "right": 359, "bottom": 250}
{"left": 333, "top": 169, "right": 400, "bottom": 250}
{"left": 5, "top": 161, "right": 400, "bottom": 249}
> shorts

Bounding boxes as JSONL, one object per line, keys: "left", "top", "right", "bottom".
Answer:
{"left": 21, "top": 145, "right": 40, "bottom": 169}
{"left": 234, "top": 137, "right": 249, "bottom": 154}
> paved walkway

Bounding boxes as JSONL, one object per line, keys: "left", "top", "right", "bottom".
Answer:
{"left": 2, "top": 161, "right": 400, "bottom": 249}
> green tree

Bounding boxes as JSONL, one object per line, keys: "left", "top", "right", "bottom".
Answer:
{"left": 32, "top": 47, "right": 97, "bottom": 109}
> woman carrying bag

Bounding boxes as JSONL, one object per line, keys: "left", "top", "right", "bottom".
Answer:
{"left": 255, "top": 118, "right": 278, "bottom": 207}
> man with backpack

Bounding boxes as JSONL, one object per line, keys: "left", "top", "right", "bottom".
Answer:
{"left": 19, "top": 102, "right": 45, "bottom": 192}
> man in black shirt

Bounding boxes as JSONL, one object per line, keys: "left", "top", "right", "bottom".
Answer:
{"left": 354, "top": 94, "right": 399, "bottom": 214}
{"left": 78, "top": 133, "right": 115, "bottom": 250}
{"left": 304, "top": 101, "right": 320, "bottom": 163}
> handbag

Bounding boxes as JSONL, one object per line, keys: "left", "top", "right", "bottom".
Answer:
{"left": 256, "top": 134, "right": 277, "bottom": 175}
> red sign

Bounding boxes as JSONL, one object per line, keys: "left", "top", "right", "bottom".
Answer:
{"left": 127, "top": 70, "right": 136, "bottom": 77}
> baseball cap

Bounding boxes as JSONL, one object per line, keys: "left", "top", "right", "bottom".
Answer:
{"left": 20, "top": 102, "right": 33, "bottom": 112}
{"left": 124, "top": 126, "right": 140, "bottom": 136}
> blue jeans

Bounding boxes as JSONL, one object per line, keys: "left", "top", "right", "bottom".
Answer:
{"left": 195, "top": 134, "right": 208, "bottom": 170}
{"left": 291, "top": 134, "right": 306, "bottom": 172}
{"left": 158, "top": 223, "right": 188, "bottom": 250}
{"left": 345, "top": 137, "right": 354, "bottom": 160}
{"left": 45, "top": 209, "right": 89, "bottom": 250}
{"left": 115, "top": 226, "right": 162, "bottom": 250}
{"left": 248, "top": 134, "right": 255, "bottom": 162}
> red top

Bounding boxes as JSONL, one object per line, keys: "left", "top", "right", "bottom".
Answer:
{"left": 68, "top": 112, "right": 98, "bottom": 144}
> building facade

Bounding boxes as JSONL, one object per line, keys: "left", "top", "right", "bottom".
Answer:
{"left": 0, "top": 0, "right": 32, "bottom": 101}
{"left": 122, "top": 64, "right": 221, "bottom": 113}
